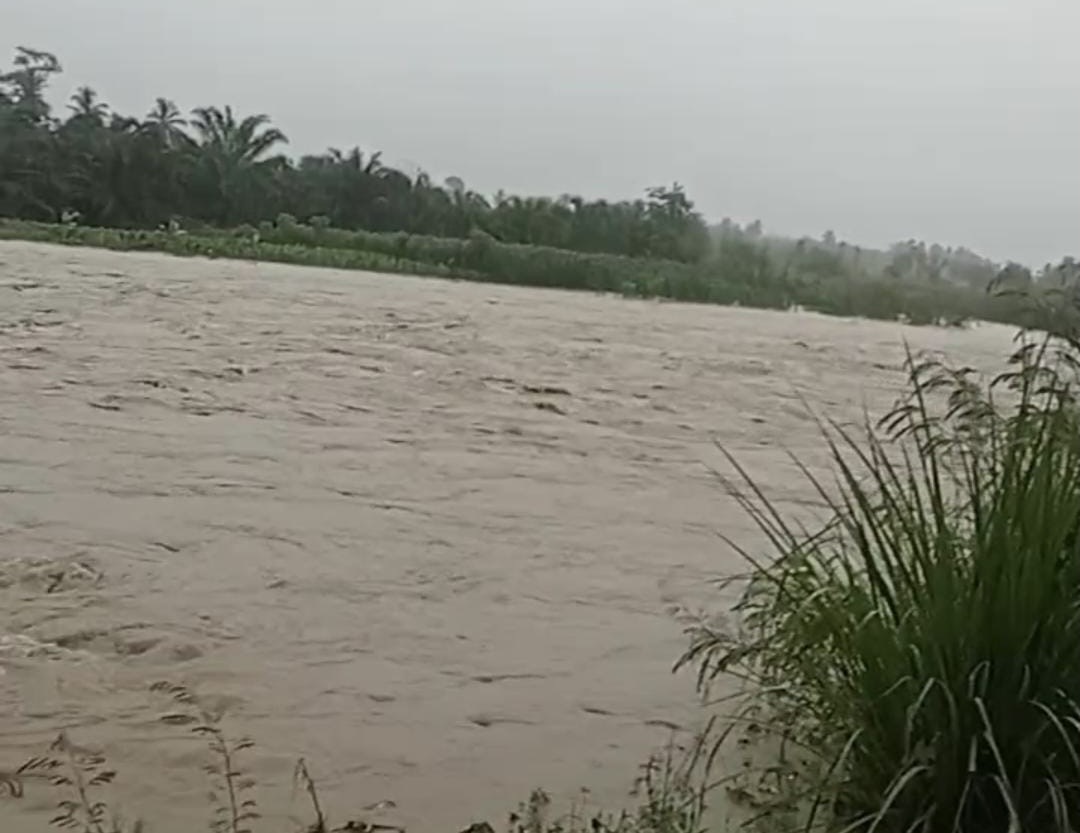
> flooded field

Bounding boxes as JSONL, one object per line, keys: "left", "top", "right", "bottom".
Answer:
{"left": 0, "top": 242, "right": 1015, "bottom": 832}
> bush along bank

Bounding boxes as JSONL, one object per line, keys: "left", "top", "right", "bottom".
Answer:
{"left": 0, "top": 217, "right": 1030, "bottom": 327}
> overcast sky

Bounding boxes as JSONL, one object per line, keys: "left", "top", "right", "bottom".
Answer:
{"left": 4, "top": 0, "right": 1078, "bottom": 265}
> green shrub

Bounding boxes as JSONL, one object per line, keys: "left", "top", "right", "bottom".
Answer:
{"left": 683, "top": 311, "right": 1080, "bottom": 831}
{"left": 0, "top": 218, "right": 1050, "bottom": 328}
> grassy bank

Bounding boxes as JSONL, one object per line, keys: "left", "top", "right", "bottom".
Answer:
{"left": 0, "top": 218, "right": 1025, "bottom": 327}
{"left": 0, "top": 219, "right": 474, "bottom": 285}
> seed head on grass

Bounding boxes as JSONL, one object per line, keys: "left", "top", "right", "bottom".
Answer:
{"left": 151, "top": 681, "right": 259, "bottom": 833}
{"left": 2, "top": 732, "right": 139, "bottom": 833}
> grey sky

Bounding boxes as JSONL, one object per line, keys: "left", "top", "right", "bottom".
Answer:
{"left": 4, "top": 0, "right": 1078, "bottom": 265}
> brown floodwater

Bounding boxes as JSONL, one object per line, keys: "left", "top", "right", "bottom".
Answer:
{"left": 0, "top": 242, "right": 1014, "bottom": 832}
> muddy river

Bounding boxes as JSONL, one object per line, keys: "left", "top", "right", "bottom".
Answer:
{"left": 0, "top": 242, "right": 1014, "bottom": 832}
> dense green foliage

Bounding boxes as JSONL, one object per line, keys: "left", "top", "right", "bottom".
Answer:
{"left": 3, "top": 43, "right": 1076, "bottom": 321}
{"left": 711, "top": 220, "right": 1077, "bottom": 295}
{"left": 0, "top": 47, "right": 708, "bottom": 263}
{"left": 682, "top": 289, "right": 1080, "bottom": 831}
{"left": 1, "top": 216, "right": 1034, "bottom": 327}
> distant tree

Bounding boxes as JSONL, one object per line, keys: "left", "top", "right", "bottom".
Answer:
{"left": 1038, "top": 257, "right": 1080, "bottom": 286}
{"left": 0, "top": 47, "right": 65, "bottom": 219}
{"left": 143, "top": 98, "right": 189, "bottom": 149}
{"left": 188, "top": 105, "right": 288, "bottom": 224}
{"left": 717, "top": 217, "right": 740, "bottom": 238}
{"left": 67, "top": 86, "right": 108, "bottom": 124}
{"left": 643, "top": 183, "right": 709, "bottom": 260}
{"left": 0, "top": 46, "right": 61, "bottom": 124}
{"left": 995, "top": 261, "right": 1034, "bottom": 290}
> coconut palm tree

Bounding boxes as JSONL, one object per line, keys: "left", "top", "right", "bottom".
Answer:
{"left": 67, "top": 86, "right": 108, "bottom": 125}
{"left": 190, "top": 105, "right": 286, "bottom": 165}
{"left": 187, "top": 105, "right": 288, "bottom": 224}
{"left": 143, "top": 97, "right": 189, "bottom": 149}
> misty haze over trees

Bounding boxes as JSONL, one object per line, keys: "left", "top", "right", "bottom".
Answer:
{"left": 1, "top": 47, "right": 1076, "bottom": 291}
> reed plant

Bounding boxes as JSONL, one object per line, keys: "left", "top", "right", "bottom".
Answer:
{"left": 682, "top": 286, "right": 1080, "bottom": 831}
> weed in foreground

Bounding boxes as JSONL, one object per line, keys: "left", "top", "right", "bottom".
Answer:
{"left": 3, "top": 732, "right": 138, "bottom": 833}
{"left": 505, "top": 731, "right": 713, "bottom": 833}
{"left": 150, "top": 681, "right": 260, "bottom": 833}
{"left": 3, "top": 680, "right": 714, "bottom": 833}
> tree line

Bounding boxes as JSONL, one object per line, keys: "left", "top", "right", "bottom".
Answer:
{"left": 0, "top": 47, "right": 709, "bottom": 263}
{"left": 712, "top": 218, "right": 1080, "bottom": 293}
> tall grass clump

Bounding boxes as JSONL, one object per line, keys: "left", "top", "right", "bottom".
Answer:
{"left": 682, "top": 287, "right": 1080, "bottom": 832}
